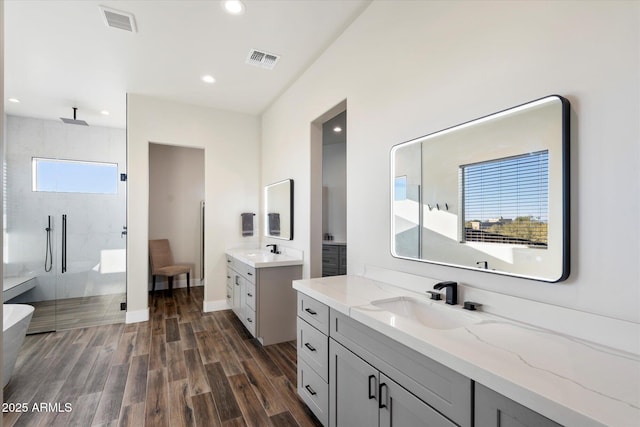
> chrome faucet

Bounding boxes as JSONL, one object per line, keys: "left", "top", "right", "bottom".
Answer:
{"left": 433, "top": 281, "right": 457, "bottom": 305}
{"left": 266, "top": 244, "right": 280, "bottom": 254}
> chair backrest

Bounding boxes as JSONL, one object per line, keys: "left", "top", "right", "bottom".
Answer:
{"left": 149, "top": 239, "right": 175, "bottom": 273}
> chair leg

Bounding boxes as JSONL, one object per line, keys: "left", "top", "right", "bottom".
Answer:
{"left": 187, "top": 272, "right": 190, "bottom": 294}
{"left": 152, "top": 275, "right": 156, "bottom": 293}
{"left": 168, "top": 276, "right": 173, "bottom": 295}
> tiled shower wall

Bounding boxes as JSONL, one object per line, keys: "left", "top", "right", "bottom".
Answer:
{"left": 5, "top": 115, "right": 126, "bottom": 302}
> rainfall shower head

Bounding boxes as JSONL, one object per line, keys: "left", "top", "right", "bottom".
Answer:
{"left": 60, "top": 107, "right": 88, "bottom": 126}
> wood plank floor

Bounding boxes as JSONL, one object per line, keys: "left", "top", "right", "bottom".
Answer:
{"left": 3, "top": 287, "right": 322, "bottom": 427}
{"left": 27, "top": 293, "right": 126, "bottom": 334}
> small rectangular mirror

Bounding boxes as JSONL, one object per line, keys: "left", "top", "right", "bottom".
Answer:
{"left": 265, "top": 179, "right": 294, "bottom": 240}
{"left": 391, "top": 95, "right": 570, "bottom": 282}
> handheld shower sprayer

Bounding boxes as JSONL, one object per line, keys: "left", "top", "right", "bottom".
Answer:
{"left": 44, "top": 215, "right": 53, "bottom": 272}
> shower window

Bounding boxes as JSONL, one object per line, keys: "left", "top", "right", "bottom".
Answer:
{"left": 32, "top": 157, "right": 119, "bottom": 194}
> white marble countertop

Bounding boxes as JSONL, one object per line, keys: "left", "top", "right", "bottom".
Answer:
{"left": 292, "top": 275, "right": 640, "bottom": 427}
{"left": 225, "top": 247, "right": 303, "bottom": 268}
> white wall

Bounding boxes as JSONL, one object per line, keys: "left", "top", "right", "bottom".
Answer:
{"left": 261, "top": 1, "right": 640, "bottom": 323}
{"left": 322, "top": 142, "right": 347, "bottom": 242}
{"left": 149, "top": 143, "right": 205, "bottom": 284}
{"left": 127, "top": 95, "right": 260, "bottom": 319}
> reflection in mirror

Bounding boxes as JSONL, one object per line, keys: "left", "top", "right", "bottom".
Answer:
{"left": 391, "top": 95, "right": 569, "bottom": 282}
{"left": 265, "top": 179, "right": 294, "bottom": 240}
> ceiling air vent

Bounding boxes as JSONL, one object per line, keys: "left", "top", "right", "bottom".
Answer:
{"left": 99, "top": 5, "right": 137, "bottom": 33}
{"left": 246, "top": 49, "right": 280, "bottom": 70}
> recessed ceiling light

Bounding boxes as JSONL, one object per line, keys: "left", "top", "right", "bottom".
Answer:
{"left": 8, "top": 98, "right": 20, "bottom": 103}
{"left": 333, "top": 126, "right": 342, "bottom": 133}
{"left": 101, "top": 110, "right": 110, "bottom": 116}
{"left": 222, "top": 0, "right": 245, "bottom": 15}
{"left": 202, "top": 75, "right": 216, "bottom": 84}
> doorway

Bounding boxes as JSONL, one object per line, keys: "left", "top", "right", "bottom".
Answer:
{"left": 310, "top": 101, "right": 347, "bottom": 278}
{"left": 148, "top": 143, "right": 205, "bottom": 294}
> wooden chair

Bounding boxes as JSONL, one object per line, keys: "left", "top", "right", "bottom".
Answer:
{"left": 149, "top": 239, "right": 191, "bottom": 294}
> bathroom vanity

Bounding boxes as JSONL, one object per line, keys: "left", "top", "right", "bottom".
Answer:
{"left": 294, "top": 275, "right": 640, "bottom": 427}
{"left": 225, "top": 248, "right": 302, "bottom": 345}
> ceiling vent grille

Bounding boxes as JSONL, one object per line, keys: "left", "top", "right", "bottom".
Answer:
{"left": 99, "top": 6, "right": 137, "bottom": 33}
{"left": 246, "top": 49, "right": 280, "bottom": 70}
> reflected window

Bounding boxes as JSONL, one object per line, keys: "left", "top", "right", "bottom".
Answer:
{"left": 394, "top": 176, "right": 407, "bottom": 201}
{"left": 32, "top": 157, "right": 118, "bottom": 194}
{"left": 461, "top": 151, "right": 548, "bottom": 247}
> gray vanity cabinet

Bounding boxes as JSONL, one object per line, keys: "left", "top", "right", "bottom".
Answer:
{"left": 329, "top": 339, "right": 455, "bottom": 427}
{"left": 226, "top": 254, "right": 301, "bottom": 345}
{"left": 475, "top": 384, "right": 562, "bottom": 427}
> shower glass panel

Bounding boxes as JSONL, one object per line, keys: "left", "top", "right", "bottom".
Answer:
{"left": 4, "top": 116, "right": 127, "bottom": 333}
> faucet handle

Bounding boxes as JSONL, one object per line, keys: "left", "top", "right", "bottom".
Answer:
{"left": 426, "top": 291, "right": 442, "bottom": 301}
{"left": 463, "top": 301, "right": 482, "bottom": 311}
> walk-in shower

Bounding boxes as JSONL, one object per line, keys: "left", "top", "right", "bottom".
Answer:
{"left": 3, "top": 115, "right": 127, "bottom": 333}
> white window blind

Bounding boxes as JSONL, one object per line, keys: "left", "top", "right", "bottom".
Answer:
{"left": 461, "top": 150, "right": 548, "bottom": 247}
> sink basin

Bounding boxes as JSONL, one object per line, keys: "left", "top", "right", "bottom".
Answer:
{"left": 371, "top": 296, "right": 481, "bottom": 330}
{"left": 228, "top": 249, "right": 303, "bottom": 268}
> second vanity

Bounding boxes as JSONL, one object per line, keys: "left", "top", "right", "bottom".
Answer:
{"left": 293, "top": 274, "right": 640, "bottom": 427}
{"left": 225, "top": 247, "right": 303, "bottom": 345}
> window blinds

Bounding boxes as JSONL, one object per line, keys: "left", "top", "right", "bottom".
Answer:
{"left": 461, "top": 150, "right": 549, "bottom": 247}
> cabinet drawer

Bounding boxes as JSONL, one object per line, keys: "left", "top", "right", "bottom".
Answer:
{"left": 297, "top": 317, "right": 329, "bottom": 381}
{"left": 322, "top": 245, "right": 339, "bottom": 255}
{"left": 298, "top": 358, "right": 328, "bottom": 426}
{"left": 234, "top": 259, "right": 256, "bottom": 282}
{"left": 322, "top": 253, "right": 339, "bottom": 265}
{"left": 245, "top": 281, "right": 256, "bottom": 310}
{"left": 243, "top": 306, "right": 256, "bottom": 336}
{"left": 226, "top": 285, "right": 232, "bottom": 304}
{"left": 298, "top": 293, "right": 330, "bottom": 335}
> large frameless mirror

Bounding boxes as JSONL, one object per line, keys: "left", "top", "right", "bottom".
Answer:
{"left": 265, "top": 179, "right": 294, "bottom": 240}
{"left": 391, "top": 95, "right": 570, "bottom": 282}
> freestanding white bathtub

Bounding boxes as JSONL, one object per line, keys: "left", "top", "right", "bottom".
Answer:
{"left": 3, "top": 304, "right": 34, "bottom": 387}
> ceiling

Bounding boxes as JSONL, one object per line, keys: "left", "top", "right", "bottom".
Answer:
{"left": 4, "top": 0, "right": 370, "bottom": 128}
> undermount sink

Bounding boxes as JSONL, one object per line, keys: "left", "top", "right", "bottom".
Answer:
{"left": 371, "top": 296, "right": 481, "bottom": 330}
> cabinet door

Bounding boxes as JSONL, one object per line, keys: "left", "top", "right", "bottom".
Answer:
{"left": 379, "top": 373, "right": 456, "bottom": 427}
{"left": 475, "top": 384, "right": 562, "bottom": 427}
{"left": 329, "top": 339, "right": 379, "bottom": 427}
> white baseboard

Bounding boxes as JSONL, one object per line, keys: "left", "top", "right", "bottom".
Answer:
{"left": 203, "top": 299, "right": 230, "bottom": 312}
{"left": 126, "top": 308, "right": 149, "bottom": 324}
